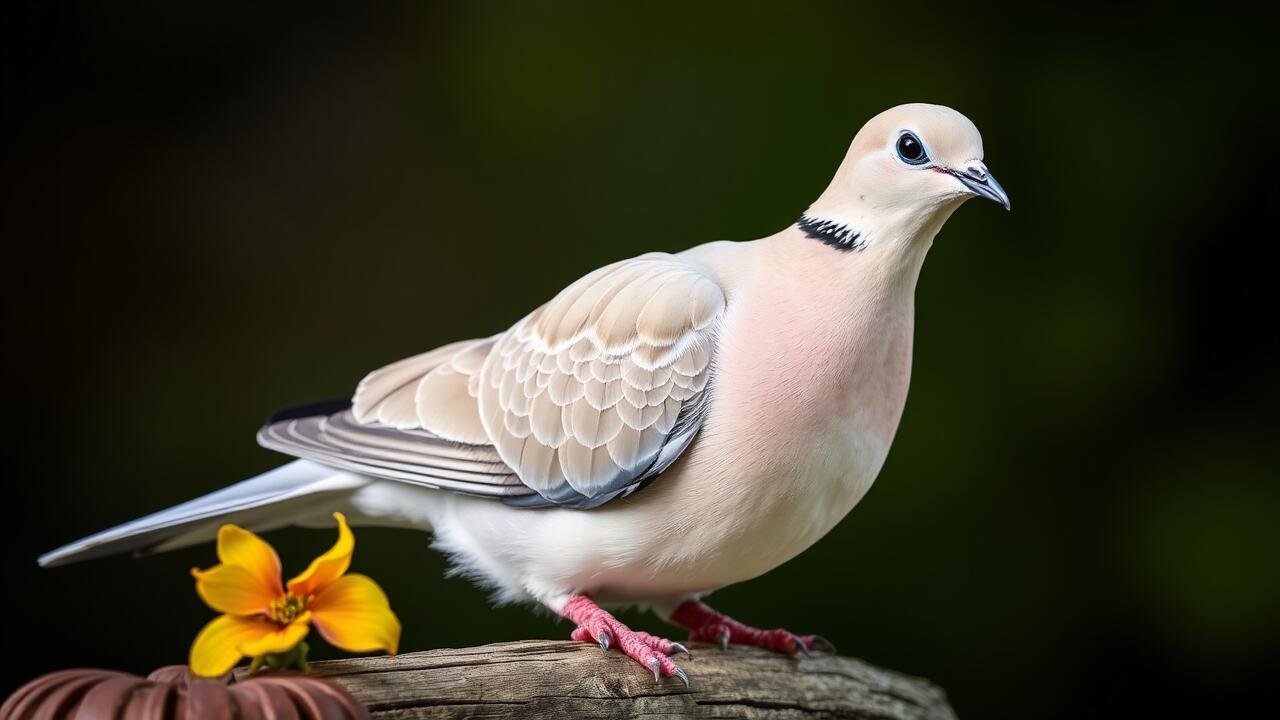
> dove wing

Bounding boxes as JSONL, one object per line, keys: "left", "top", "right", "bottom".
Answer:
{"left": 257, "top": 252, "right": 724, "bottom": 509}
{"left": 477, "top": 253, "right": 723, "bottom": 507}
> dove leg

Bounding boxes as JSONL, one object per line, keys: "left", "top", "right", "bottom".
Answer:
{"left": 557, "top": 594, "right": 690, "bottom": 684}
{"left": 670, "top": 600, "right": 834, "bottom": 655}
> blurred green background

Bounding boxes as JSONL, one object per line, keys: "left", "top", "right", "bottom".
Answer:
{"left": 3, "top": 2, "right": 1277, "bottom": 717}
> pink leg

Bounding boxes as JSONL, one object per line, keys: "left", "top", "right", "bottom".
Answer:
{"left": 559, "top": 594, "right": 690, "bottom": 684}
{"left": 670, "top": 600, "right": 835, "bottom": 656}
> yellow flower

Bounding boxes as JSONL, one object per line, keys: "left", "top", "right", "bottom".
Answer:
{"left": 188, "top": 512, "right": 401, "bottom": 677}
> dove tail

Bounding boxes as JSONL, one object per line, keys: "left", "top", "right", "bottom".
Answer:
{"left": 37, "top": 460, "right": 367, "bottom": 567}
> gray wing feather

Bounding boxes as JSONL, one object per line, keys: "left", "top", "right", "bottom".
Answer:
{"left": 257, "top": 409, "right": 536, "bottom": 500}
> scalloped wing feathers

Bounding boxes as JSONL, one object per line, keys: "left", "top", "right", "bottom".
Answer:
{"left": 351, "top": 338, "right": 495, "bottom": 444}
{"left": 338, "top": 253, "right": 724, "bottom": 509}
{"left": 476, "top": 254, "right": 723, "bottom": 507}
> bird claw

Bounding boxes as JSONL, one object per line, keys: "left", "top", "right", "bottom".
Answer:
{"left": 810, "top": 635, "right": 836, "bottom": 653}
{"left": 670, "top": 599, "right": 832, "bottom": 660}
{"left": 561, "top": 595, "right": 694, "bottom": 683}
{"left": 790, "top": 634, "right": 811, "bottom": 658}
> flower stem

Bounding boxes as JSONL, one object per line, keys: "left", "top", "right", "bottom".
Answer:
{"left": 254, "top": 640, "right": 312, "bottom": 673}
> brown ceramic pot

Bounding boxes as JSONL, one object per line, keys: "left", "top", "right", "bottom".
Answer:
{"left": 0, "top": 665, "right": 370, "bottom": 719}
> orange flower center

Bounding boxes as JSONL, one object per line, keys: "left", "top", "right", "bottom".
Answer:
{"left": 268, "top": 593, "right": 309, "bottom": 624}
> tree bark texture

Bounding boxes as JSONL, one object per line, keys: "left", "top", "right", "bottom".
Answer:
{"left": 303, "top": 640, "right": 958, "bottom": 719}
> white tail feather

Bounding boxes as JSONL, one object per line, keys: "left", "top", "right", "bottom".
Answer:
{"left": 38, "top": 461, "right": 366, "bottom": 567}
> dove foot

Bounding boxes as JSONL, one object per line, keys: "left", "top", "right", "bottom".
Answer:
{"left": 671, "top": 600, "right": 833, "bottom": 656}
{"left": 560, "top": 594, "right": 689, "bottom": 684}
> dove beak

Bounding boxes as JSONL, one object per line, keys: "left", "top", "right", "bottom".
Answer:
{"left": 944, "top": 162, "right": 1011, "bottom": 211}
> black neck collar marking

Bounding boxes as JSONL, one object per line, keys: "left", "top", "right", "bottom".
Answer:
{"left": 796, "top": 214, "right": 866, "bottom": 252}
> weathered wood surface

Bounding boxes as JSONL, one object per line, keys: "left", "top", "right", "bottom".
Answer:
{"left": 305, "top": 640, "right": 957, "bottom": 719}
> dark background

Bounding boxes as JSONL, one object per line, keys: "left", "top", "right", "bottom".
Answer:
{"left": 3, "top": 2, "right": 1277, "bottom": 717}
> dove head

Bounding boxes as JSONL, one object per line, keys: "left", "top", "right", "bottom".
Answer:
{"left": 801, "top": 103, "right": 1008, "bottom": 253}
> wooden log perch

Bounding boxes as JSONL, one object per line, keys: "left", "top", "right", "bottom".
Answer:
{"left": 302, "top": 640, "right": 957, "bottom": 719}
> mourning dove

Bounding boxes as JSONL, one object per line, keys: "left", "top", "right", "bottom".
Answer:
{"left": 41, "top": 103, "right": 1009, "bottom": 683}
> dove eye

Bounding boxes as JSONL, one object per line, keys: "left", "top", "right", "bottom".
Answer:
{"left": 895, "top": 132, "right": 929, "bottom": 166}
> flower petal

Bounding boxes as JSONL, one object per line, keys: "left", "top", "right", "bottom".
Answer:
{"left": 310, "top": 574, "right": 401, "bottom": 655}
{"left": 190, "top": 614, "right": 278, "bottom": 677}
{"left": 286, "top": 513, "right": 353, "bottom": 598}
{"left": 238, "top": 614, "right": 311, "bottom": 657}
{"left": 216, "top": 524, "right": 284, "bottom": 597}
{"left": 191, "top": 563, "right": 280, "bottom": 615}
